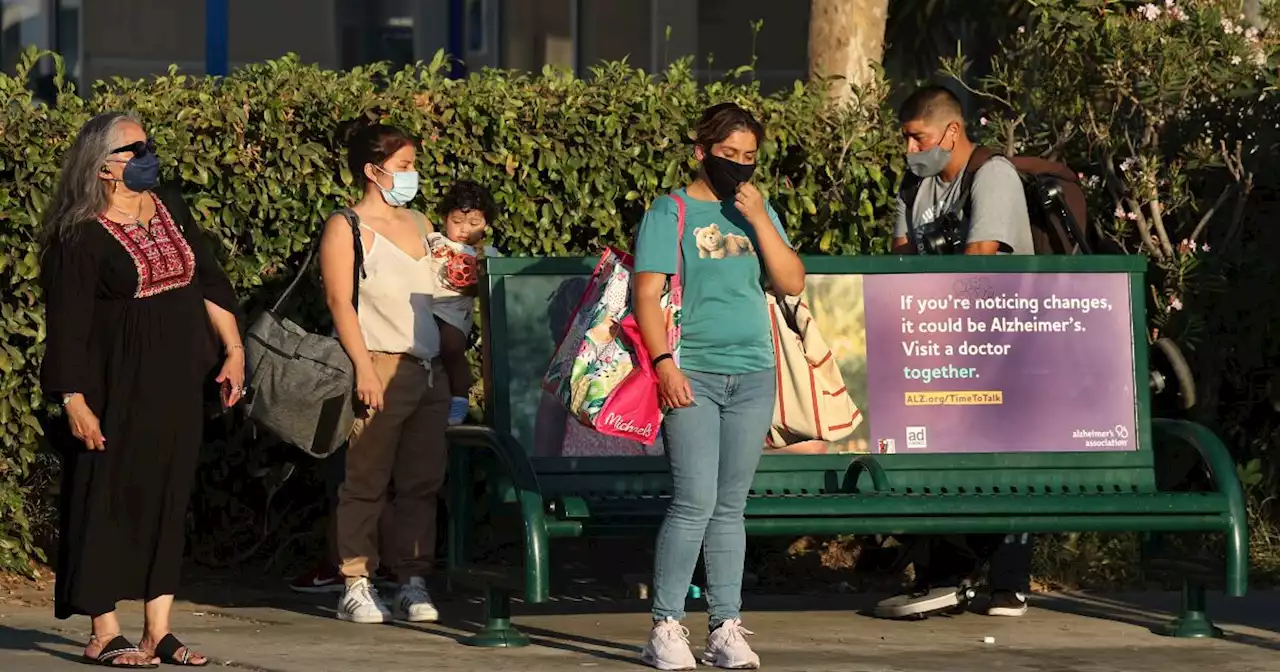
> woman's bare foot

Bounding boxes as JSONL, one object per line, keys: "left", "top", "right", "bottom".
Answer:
{"left": 85, "top": 633, "right": 160, "bottom": 667}
{"left": 140, "top": 632, "right": 208, "bottom": 666}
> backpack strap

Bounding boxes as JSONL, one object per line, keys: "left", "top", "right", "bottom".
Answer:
{"left": 898, "top": 172, "right": 923, "bottom": 227}
{"left": 957, "top": 146, "right": 998, "bottom": 209}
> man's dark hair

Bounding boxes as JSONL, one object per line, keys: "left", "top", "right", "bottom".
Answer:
{"left": 898, "top": 85, "right": 965, "bottom": 126}
{"left": 694, "top": 102, "right": 765, "bottom": 150}
{"left": 438, "top": 179, "right": 498, "bottom": 225}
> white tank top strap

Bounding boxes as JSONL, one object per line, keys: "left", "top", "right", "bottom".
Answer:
{"left": 354, "top": 210, "right": 440, "bottom": 363}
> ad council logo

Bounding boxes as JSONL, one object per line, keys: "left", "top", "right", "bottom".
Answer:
{"left": 906, "top": 426, "right": 928, "bottom": 449}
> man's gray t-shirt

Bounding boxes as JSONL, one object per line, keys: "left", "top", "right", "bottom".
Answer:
{"left": 893, "top": 156, "right": 1034, "bottom": 255}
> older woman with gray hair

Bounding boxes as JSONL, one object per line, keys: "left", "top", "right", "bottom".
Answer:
{"left": 40, "top": 112, "right": 242, "bottom": 668}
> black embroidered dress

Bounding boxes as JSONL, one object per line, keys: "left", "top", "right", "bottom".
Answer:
{"left": 41, "top": 186, "right": 238, "bottom": 619}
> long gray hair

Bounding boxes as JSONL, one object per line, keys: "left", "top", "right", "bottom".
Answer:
{"left": 40, "top": 111, "right": 142, "bottom": 245}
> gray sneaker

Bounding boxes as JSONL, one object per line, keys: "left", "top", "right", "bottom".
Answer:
{"left": 703, "top": 619, "right": 760, "bottom": 669}
{"left": 641, "top": 618, "right": 697, "bottom": 671}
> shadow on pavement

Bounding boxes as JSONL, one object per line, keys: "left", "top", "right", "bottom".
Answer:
{"left": 1035, "top": 592, "right": 1280, "bottom": 652}
{"left": 0, "top": 627, "right": 85, "bottom": 666}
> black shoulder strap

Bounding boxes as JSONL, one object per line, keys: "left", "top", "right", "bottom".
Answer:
{"left": 340, "top": 208, "right": 364, "bottom": 312}
{"left": 269, "top": 208, "right": 364, "bottom": 314}
{"left": 899, "top": 172, "right": 923, "bottom": 225}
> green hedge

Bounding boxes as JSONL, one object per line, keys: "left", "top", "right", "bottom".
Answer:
{"left": 0, "top": 49, "right": 902, "bottom": 573}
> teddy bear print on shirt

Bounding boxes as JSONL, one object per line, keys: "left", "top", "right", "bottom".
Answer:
{"left": 695, "top": 223, "right": 755, "bottom": 259}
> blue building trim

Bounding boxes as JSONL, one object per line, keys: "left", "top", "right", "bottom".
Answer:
{"left": 205, "top": 0, "right": 229, "bottom": 76}
{"left": 448, "top": 0, "right": 465, "bottom": 79}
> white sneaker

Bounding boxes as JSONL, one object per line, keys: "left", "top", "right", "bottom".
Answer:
{"left": 640, "top": 618, "right": 697, "bottom": 671}
{"left": 703, "top": 619, "right": 760, "bottom": 669}
{"left": 337, "top": 577, "right": 392, "bottom": 624}
{"left": 447, "top": 397, "right": 469, "bottom": 426}
{"left": 394, "top": 577, "right": 440, "bottom": 623}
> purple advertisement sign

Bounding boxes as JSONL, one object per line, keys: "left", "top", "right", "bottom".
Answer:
{"left": 863, "top": 273, "right": 1138, "bottom": 454}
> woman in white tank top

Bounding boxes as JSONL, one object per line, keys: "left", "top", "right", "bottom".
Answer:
{"left": 318, "top": 123, "right": 449, "bottom": 626}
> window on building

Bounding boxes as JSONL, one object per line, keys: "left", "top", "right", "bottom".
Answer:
{"left": 501, "top": 0, "right": 574, "bottom": 73}
{"left": 1, "top": 0, "right": 80, "bottom": 99}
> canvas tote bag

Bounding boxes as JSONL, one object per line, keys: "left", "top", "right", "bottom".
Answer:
{"left": 765, "top": 292, "right": 862, "bottom": 448}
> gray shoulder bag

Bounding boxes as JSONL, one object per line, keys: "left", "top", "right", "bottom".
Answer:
{"left": 244, "top": 209, "right": 364, "bottom": 458}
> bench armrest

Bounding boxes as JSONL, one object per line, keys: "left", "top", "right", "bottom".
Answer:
{"left": 447, "top": 425, "right": 551, "bottom": 603}
{"left": 1151, "top": 418, "right": 1249, "bottom": 597}
{"left": 843, "top": 454, "right": 891, "bottom": 493}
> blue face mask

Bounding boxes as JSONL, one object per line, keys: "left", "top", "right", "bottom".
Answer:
{"left": 108, "top": 139, "right": 160, "bottom": 192}
{"left": 375, "top": 166, "right": 419, "bottom": 207}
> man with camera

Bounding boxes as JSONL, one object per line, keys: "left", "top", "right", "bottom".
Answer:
{"left": 885, "top": 85, "right": 1034, "bottom": 618}
{"left": 892, "top": 86, "right": 1033, "bottom": 257}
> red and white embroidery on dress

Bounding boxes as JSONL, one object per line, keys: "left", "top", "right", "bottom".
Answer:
{"left": 98, "top": 195, "right": 196, "bottom": 298}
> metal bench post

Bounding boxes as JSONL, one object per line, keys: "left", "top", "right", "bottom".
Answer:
{"left": 464, "top": 586, "right": 531, "bottom": 648}
{"left": 1155, "top": 579, "right": 1223, "bottom": 639}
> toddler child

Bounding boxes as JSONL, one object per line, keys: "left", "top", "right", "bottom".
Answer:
{"left": 428, "top": 180, "right": 499, "bottom": 425}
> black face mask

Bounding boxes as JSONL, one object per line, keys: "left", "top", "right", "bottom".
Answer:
{"left": 702, "top": 154, "right": 756, "bottom": 201}
{"left": 108, "top": 139, "right": 160, "bottom": 193}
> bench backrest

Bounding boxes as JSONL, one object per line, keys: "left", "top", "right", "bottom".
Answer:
{"left": 478, "top": 255, "right": 1156, "bottom": 498}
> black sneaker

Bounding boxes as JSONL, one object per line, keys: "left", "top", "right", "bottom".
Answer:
{"left": 985, "top": 590, "right": 1028, "bottom": 617}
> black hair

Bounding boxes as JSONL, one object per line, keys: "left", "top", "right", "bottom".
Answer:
{"left": 898, "top": 85, "right": 965, "bottom": 126}
{"left": 338, "top": 120, "right": 415, "bottom": 187}
{"left": 694, "top": 102, "right": 765, "bottom": 150}
{"left": 438, "top": 179, "right": 498, "bottom": 225}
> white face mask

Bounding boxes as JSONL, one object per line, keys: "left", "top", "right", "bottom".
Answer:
{"left": 374, "top": 165, "right": 419, "bottom": 207}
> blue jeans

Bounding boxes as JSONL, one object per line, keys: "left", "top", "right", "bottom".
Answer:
{"left": 652, "top": 368, "right": 776, "bottom": 625}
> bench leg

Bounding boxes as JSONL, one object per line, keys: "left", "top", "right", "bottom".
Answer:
{"left": 463, "top": 587, "right": 531, "bottom": 648}
{"left": 1154, "top": 579, "right": 1224, "bottom": 639}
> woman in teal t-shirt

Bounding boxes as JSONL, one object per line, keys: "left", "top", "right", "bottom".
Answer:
{"left": 632, "top": 103, "right": 805, "bottom": 670}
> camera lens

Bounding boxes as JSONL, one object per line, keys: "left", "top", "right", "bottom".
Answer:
{"left": 922, "top": 230, "right": 949, "bottom": 255}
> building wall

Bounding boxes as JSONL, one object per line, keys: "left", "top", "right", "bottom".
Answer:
{"left": 82, "top": 0, "right": 339, "bottom": 84}
{"left": 19, "top": 0, "right": 811, "bottom": 95}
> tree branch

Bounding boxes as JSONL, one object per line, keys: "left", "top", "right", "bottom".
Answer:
{"left": 1189, "top": 184, "right": 1234, "bottom": 243}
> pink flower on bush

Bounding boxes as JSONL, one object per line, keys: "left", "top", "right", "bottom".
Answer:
{"left": 1201, "top": 243, "right": 1212, "bottom": 252}
{"left": 1127, "top": 211, "right": 1139, "bottom": 221}
{"left": 980, "top": 117, "right": 989, "bottom": 126}
{"left": 1138, "top": 3, "right": 1161, "bottom": 20}
{"left": 1168, "top": 297, "right": 1184, "bottom": 312}
{"left": 1114, "top": 206, "right": 1126, "bottom": 218}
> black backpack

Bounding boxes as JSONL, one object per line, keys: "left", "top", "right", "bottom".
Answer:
{"left": 901, "top": 147, "right": 1102, "bottom": 255}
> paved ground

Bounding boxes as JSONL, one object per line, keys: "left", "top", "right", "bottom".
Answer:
{"left": 2, "top": 583, "right": 1278, "bottom": 671}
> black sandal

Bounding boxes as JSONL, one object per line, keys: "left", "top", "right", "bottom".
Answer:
{"left": 152, "top": 634, "right": 208, "bottom": 667}
{"left": 83, "top": 635, "right": 158, "bottom": 668}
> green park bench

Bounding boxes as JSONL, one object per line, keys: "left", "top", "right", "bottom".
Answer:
{"left": 445, "top": 254, "right": 1248, "bottom": 648}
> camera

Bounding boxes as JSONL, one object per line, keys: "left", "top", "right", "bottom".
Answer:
{"left": 917, "top": 212, "right": 966, "bottom": 255}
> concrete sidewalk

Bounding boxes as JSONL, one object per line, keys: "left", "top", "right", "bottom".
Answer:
{"left": 2, "top": 585, "right": 1278, "bottom": 671}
